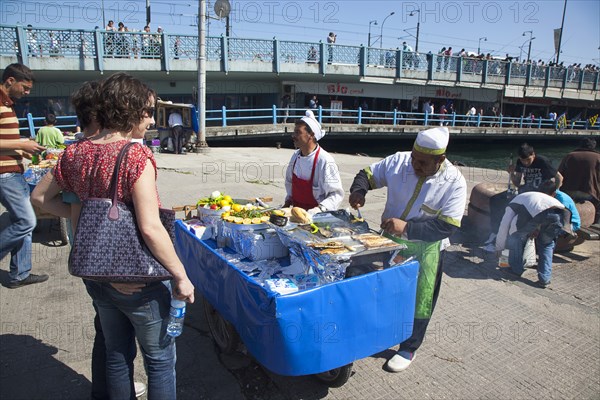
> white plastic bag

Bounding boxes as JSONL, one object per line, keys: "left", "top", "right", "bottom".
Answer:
{"left": 523, "top": 237, "right": 537, "bottom": 267}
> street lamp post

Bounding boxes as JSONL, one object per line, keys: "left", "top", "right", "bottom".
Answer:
{"left": 409, "top": 10, "right": 420, "bottom": 53}
{"left": 478, "top": 37, "right": 487, "bottom": 55}
{"left": 196, "top": 0, "right": 207, "bottom": 149}
{"left": 523, "top": 30, "right": 534, "bottom": 62}
{"left": 368, "top": 20, "right": 378, "bottom": 47}
{"left": 379, "top": 11, "right": 395, "bottom": 50}
{"left": 196, "top": 0, "right": 230, "bottom": 151}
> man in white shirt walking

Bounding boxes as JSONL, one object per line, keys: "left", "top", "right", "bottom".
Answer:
{"left": 168, "top": 110, "right": 184, "bottom": 154}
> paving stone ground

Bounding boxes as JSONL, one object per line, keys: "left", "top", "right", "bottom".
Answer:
{"left": 1, "top": 148, "right": 598, "bottom": 399}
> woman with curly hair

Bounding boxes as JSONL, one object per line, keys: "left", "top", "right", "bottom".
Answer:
{"left": 32, "top": 72, "right": 194, "bottom": 399}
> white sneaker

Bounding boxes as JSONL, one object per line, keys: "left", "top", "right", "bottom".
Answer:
{"left": 134, "top": 382, "right": 147, "bottom": 398}
{"left": 386, "top": 351, "right": 415, "bottom": 372}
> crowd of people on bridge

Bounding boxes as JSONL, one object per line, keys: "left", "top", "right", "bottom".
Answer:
{"left": 17, "top": 23, "right": 599, "bottom": 77}
{"left": 25, "top": 22, "right": 187, "bottom": 60}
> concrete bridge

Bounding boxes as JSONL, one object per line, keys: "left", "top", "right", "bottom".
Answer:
{"left": 205, "top": 122, "right": 599, "bottom": 144}
{"left": 3, "top": 23, "right": 598, "bottom": 140}
{"left": 2, "top": 24, "right": 599, "bottom": 104}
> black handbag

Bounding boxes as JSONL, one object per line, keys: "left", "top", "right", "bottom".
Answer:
{"left": 68, "top": 142, "right": 174, "bottom": 282}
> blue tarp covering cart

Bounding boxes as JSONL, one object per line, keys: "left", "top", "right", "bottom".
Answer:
{"left": 174, "top": 220, "right": 419, "bottom": 381}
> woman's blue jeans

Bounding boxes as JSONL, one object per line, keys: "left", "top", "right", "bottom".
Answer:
{"left": 85, "top": 280, "right": 176, "bottom": 400}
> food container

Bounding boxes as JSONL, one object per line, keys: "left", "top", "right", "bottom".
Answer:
{"left": 222, "top": 220, "right": 269, "bottom": 231}
{"left": 269, "top": 214, "right": 288, "bottom": 227}
{"left": 221, "top": 226, "right": 289, "bottom": 261}
{"left": 197, "top": 206, "right": 225, "bottom": 219}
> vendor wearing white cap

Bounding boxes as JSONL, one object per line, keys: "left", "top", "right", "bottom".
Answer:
{"left": 283, "top": 110, "right": 344, "bottom": 215}
{"left": 349, "top": 126, "right": 467, "bottom": 373}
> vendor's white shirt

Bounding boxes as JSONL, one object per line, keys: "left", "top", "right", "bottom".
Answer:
{"left": 285, "top": 146, "right": 344, "bottom": 211}
{"left": 495, "top": 192, "right": 564, "bottom": 251}
{"left": 369, "top": 151, "right": 467, "bottom": 247}
{"left": 168, "top": 113, "right": 183, "bottom": 127}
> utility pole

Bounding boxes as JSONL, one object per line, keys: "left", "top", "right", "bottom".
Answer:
{"left": 197, "top": 0, "right": 231, "bottom": 151}
{"left": 196, "top": 0, "right": 208, "bottom": 149}
{"left": 556, "top": 0, "right": 567, "bottom": 64}
{"left": 478, "top": 37, "right": 487, "bottom": 55}
{"left": 101, "top": 0, "right": 106, "bottom": 28}
{"left": 415, "top": 19, "right": 420, "bottom": 52}
{"left": 379, "top": 12, "right": 395, "bottom": 50}
{"left": 409, "top": 10, "right": 421, "bottom": 53}
{"left": 368, "top": 20, "right": 377, "bottom": 48}
{"left": 522, "top": 31, "right": 534, "bottom": 62}
{"left": 146, "top": 0, "right": 151, "bottom": 26}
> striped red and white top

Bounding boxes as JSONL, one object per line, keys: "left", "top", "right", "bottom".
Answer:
{"left": 0, "top": 90, "right": 23, "bottom": 174}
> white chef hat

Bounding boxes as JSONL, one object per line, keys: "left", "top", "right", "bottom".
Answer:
{"left": 413, "top": 126, "right": 449, "bottom": 155}
{"left": 300, "top": 110, "right": 326, "bottom": 141}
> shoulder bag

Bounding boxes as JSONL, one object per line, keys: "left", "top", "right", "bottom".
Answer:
{"left": 68, "top": 142, "right": 174, "bottom": 282}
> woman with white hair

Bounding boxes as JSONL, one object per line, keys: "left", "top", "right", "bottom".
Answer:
{"left": 283, "top": 110, "right": 344, "bottom": 215}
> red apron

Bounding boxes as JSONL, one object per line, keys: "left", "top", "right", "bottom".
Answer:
{"left": 291, "top": 147, "right": 321, "bottom": 210}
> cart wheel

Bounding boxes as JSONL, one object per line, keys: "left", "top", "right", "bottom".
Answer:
{"left": 59, "top": 218, "right": 70, "bottom": 246}
{"left": 203, "top": 298, "right": 240, "bottom": 354}
{"left": 314, "top": 363, "right": 353, "bottom": 387}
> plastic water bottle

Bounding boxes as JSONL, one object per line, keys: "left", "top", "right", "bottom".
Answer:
{"left": 166, "top": 299, "right": 186, "bottom": 337}
{"left": 498, "top": 250, "right": 510, "bottom": 268}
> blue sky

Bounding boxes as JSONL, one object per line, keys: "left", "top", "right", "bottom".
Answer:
{"left": 2, "top": 0, "right": 598, "bottom": 66}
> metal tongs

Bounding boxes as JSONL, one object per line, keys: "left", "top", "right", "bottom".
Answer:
{"left": 255, "top": 197, "right": 283, "bottom": 213}
{"left": 356, "top": 207, "right": 363, "bottom": 220}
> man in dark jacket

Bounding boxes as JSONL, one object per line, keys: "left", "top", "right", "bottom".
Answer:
{"left": 558, "top": 138, "right": 600, "bottom": 223}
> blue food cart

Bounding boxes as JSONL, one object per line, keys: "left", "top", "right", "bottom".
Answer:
{"left": 174, "top": 220, "right": 419, "bottom": 386}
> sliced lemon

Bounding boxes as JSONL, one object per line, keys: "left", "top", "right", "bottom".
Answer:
{"left": 242, "top": 218, "right": 252, "bottom": 225}
{"left": 221, "top": 212, "right": 230, "bottom": 219}
{"left": 251, "top": 217, "right": 262, "bottom": 224}
{"left": 260, "top": 215, "right": 270, "bottom": 222}
{"left": 225, "top": 216, "right": 235, "bottom": 223}
{"left": 234, "top": 217, "right": 244, "bottom": 224}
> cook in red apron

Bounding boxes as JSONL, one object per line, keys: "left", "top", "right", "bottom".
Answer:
{"left": 291, "top": 147, "right": 321, "bottom": 210}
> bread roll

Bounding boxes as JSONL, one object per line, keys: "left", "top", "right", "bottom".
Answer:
{"left": 291, "top": 207, "right": 311, "bottom": 224}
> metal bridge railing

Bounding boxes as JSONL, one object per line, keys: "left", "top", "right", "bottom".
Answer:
{"left": 1, "top": 24, "right": 598, "bottom": 92}
{"left": 279, "top": 40, "right": 320, "bottom": 64}
{"left": 18, "top": 107, "right": 599, "bottom": 137}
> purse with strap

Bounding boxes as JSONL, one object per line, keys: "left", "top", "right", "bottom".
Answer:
{"left": 68, "top": 142, "right": 174, "bottom": 282}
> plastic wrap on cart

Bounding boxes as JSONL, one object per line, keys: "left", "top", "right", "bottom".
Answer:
{"left": 221, "top": 225, "right": 289, "bottom": 261}
{"left": 175, "top": 221, "right": 419, "bottom": 376}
